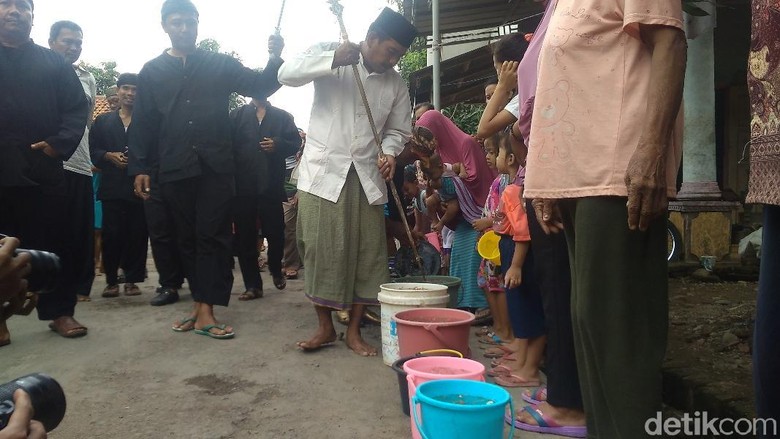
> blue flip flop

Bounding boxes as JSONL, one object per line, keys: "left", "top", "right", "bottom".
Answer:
{"left": 194, "top": 324, "right": 235, "bottom": 339}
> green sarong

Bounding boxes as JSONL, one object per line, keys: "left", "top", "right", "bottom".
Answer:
{"left": 297, "top": 168, "right": 388, "bottom": 310}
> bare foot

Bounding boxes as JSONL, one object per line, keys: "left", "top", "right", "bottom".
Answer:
{"left": 296, "top": 328, "right": 337, "bottom": 351}
{"left": 345, "top": 334, "right": 377, "bottom": 357}
{"left": 516, "top": 402, "right": 586, "bottom": 427}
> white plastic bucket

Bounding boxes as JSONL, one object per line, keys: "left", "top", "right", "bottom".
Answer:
{"left": 378, "top": 283, "right": 449, "bottom": 366}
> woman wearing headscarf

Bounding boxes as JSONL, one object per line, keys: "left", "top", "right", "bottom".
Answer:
{"left": 413, "top": 110, "right": 495, "bottom": 311}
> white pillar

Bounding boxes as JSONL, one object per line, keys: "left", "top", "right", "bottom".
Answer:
{"left": 432, "top": 0, "right": 441, "bottom": 109}
{"left": 678, "top": 2, "right": 720, "bottom": 200}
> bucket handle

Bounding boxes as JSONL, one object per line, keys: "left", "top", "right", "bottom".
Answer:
{"left": 411, "top": 395, "right": 431, "bottom": 439}
{"left": 423, "top": 325, "right": 460, "bottom": 352}
{"left": 507, "top": 395, "right": 515, "bottom": 439}
{"left": 412, "top": 393, "right": 516, "bottom": 439}
{"left": 418, "top": 349, "right": 463, "bottom": 358}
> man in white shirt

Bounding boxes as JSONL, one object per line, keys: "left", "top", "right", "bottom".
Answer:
{"left": 278, "top": 7, "right": 416, "bottom": 356}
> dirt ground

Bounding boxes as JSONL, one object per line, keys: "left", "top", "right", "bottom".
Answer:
{"left": 666, "top": 277, "right": 757, "bottom": 417}
{"left": 1, "top": 261, "right": 757, "bottom": 438}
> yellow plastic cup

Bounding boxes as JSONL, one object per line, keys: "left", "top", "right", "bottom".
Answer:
{"left": 477, "top": 231, "right": 501, "bottom": 266}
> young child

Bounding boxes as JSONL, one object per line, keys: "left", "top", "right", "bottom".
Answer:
{"left": 472, "top": 133, "right": 513, "bottom": 348}
{"left": 491, "top": 132, "right": 546, "bottom": 388}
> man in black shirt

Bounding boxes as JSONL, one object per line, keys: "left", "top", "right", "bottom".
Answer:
{"left": 231, "top": 97, "right": 300, "bottom": 301}
{"left": 91, "top": 73, "right": 149, "bottom": 299}
{"left": 0, "top": 0, "right": 90, "bottom": 345}
{"left": 127, "top": 0, "right": 283, "bottom": 339}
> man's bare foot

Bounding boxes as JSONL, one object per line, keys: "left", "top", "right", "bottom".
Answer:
{"left": 0, "top": 320, "right": 10, "bottom": 347}
{"left": 516, "top": 401, "right": 586, "bottom": 427}
{"left": 194, "top": 318, "right": 233, "bottom": 336}
{"left": 296, "top": 328, "right": 337, "bottom": 351}
{"left": 345, "top": 334, "right": 377, "bottom": 357}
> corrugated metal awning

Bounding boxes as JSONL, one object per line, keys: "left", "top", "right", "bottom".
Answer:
{"left": 403, "top": 0, "right": 544, "bottom": 36}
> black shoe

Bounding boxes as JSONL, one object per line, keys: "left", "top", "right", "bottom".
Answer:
{"left": 150, "top": 287, "right": 179, "bottom": 306}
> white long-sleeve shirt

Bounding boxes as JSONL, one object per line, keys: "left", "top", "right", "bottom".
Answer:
{"left": 277, "top": 42, "right": 412, "bottom": 205}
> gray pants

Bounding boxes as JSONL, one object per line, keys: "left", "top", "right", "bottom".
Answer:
{"left": 560, "top": 197, "right": 667, "bottom": 438}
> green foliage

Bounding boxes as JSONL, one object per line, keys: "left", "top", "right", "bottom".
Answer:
{"left": 398, "top": 43, "right": 427, "bottom": 85}
{"left": 197, "top": 38, "right": 246, "bottom": 112}
{"left": 441, "top": 103, "right": 484, "bottom": 136}
{"left": 80, "top": 61, "right": 119, "bottom": 96}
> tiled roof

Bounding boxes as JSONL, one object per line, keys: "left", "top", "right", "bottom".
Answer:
{"left": 92, "top": 96, "right": 112, "bottom": 122}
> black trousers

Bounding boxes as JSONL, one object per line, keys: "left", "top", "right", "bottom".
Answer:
{"left": 526, "top": 200, "right": 583, "bottom": 410}
{"left": 0, "top": 171, "right": 92, "bottom": 320}
{"left": 144, "top": 176, "right": 183, "bottom": 289}
{"left": 233, "top": 194, "right": 285, "bottom": 290}
{"left": 101, "top": 199, "right": 148, "bottom": 286}
{"left": 161, "top": 172, "right": 234, "bottom": 306}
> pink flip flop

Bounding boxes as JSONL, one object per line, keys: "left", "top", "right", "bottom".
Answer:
{"left": 487, "top": 364, "right": 512, "bottom": 377}
{"left": 494, "top": 374, "right": 541, "bottom": 388}
{"left": 505, "top": 405, "right": 587, "bottom": 438}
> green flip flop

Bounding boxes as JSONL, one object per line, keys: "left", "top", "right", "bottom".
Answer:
{"left": 194, "top": 324, "right": 235, "bottom": 340}
{"left": 171, "top": 317, "right": 196, "bottom": 332}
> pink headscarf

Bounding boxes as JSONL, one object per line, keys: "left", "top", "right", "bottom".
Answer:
{"left": 415, "top": 110, "right": 495, "bottom": 205}
{"left": 516, "top": 0, "right": 556, "bottom": 144}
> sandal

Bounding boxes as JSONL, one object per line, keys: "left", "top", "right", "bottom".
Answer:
{"left": 194, "top": 324, "right": 235, "bottom": 340}
{"left": 273, "top": 275, "right": 286, "bottom": 290}
{"left": 507, "top": 405, "right": 587, "bottom": 438}
{"left": 102, "top": 285, "right": 120, "bottom": 298}
{"left": 124, "top": 283, "right": 142, "bottom": 296}
{"left": 522, "top": 386, "right": 547, "bottom": 405}
{"left": 172, "top": 317, "right": 196, "bottom": 332}
{"left": 284, "top": 269, "right": 299, "bottom": 279}
{"left": 77, "top": 295, "right": 91, "bottom": 302}
{"left": 238, "top": 288, "right": 263, "bottom": 301}
{"left": 48, "top": 316, "right": 88, "bottom": 338}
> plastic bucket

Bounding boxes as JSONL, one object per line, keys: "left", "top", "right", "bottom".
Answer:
{"left": 378, "top": 283, "right": 449, "bottom": 366}
{"left": 395, "top": 275, "right": 462, "bottom": 308}
{"left": 394, "top": 308, "right": 475, "bottom": 359}
{"left": 404, "top": 356, "right": 486, "bottom": 439}
{"left": 477, "top": 231, "right": 502, "bottom": 266}
{"left": 391, "top": 349, "right": 463, "bottom": 417}
{"left": 412, "top": 379, "right": 514, "bottom": 439}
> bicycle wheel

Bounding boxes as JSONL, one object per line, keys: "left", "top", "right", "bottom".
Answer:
{"left": 667, "top": 220, "right": 682, "bottom": 262}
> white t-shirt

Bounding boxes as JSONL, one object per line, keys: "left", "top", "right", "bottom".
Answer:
{"left": 503, "top": 94, "right": 520, "bottom": 119}
{"left": 63, "top": 67, "right": 96, "bottom": 176}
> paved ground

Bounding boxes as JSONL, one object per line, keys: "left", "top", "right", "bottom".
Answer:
{"left": 1, "top": 260, "right": 551, "bottom": 438}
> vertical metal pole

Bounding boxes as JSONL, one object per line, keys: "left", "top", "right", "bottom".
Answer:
{"left": 431, "top": 0, "right": 441, "bottom": 109}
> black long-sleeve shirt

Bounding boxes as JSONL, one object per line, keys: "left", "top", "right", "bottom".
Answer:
{"left": 230, "top": 103, "right": 300, "bottom": 201}
{"left": 0, "top": 40, "right": 89, "bottom": 189}
{"left": 127, "top": 49, "right": 283, "bottom": 184}
{"left": 89, "top": 111, "right": 136, "bottom": 201}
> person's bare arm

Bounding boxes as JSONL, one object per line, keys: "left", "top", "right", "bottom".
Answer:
{"left": 625, "top": 25, "right": 686, "bottom": 231}
{"left": 434, "top": 199, "right": 459, "bottom": 232}
{"left": 504, "top": 241, "right": 529, "bottom": 289}
{"left": 476, "top": 61, "right": 519, "bottom": 139}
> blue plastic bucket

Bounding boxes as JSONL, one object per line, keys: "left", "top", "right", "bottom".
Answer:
{"left": 412, "top": 379, "right": 514, "bottom": 439}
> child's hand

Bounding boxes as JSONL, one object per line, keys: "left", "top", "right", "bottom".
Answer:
{"left": 472, "top": 217, "right": 493, "bottom": 232}
{"left": 504, "top": 266, "right": 522, "bottom": 289}
{"left": 433, "top": 221, "right": 444, "bottom": 233}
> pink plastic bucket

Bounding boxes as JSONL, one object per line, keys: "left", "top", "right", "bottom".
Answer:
{"left": 404, "top": 356, "right": 485, "bottom": 439}
{"left": 394, "top": 308, "right": 475, "bottom": 359}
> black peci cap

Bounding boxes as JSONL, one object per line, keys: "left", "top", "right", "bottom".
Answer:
{"left": 368, "top": 7, "right": 417, "bottom": 48}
